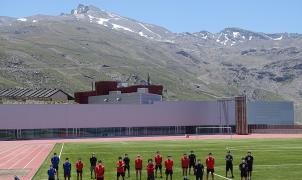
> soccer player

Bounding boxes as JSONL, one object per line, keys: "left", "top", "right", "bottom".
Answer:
{"left": 189, "top": 150, "right": 197, "bottom": 175}
{"left": 63, "top": 158, "right": 71, "bottom": 180}
{"left": 116, "top": 156, "right": 125, "bottom": 180}
{"left": 90, "top": 153, "right": 97, "bottom": 179}
{"left": 123, "top": 153, "right": 131, "bottom": 178}
{"left": 245, "top": 152, "right": 254, "bottom": 180}
{"left": 47, "top": 164, "right": 56, "bottom": 180}
{"left": 154, "top": 151, "right": 163, "bottom": 178}
{"left": 225, "top": 151, "right": 234, "bottom": 178}
{"left": 205, "top": 153, "right": 215, "bottom": 180}
{"left": 135, "top": 154, "right": 143, "bottom": 180}
{"left": 51, "top": 153, "right": 60, "bottom": 180}
{"left": 95, "top": 160, "right": 105, "bottom": 180}
{"left": 195, "top": 159, "right": 204, "bottom": 180}
{"left": 165, "top": 155, "right": 173, "bottom": 180}
{"left": 146, "top": 159, "right": 155, "bottom": 180}
{"left": 76, "top": 158, "right": 84, "bottom": 180}
{"left": 181, "top": 153, "right": 189, "bottom": 179}
{"left": 239, "top": 158, "right": 248, "bottom": 180}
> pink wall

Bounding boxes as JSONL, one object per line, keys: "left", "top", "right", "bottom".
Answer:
{"left": 0, "top": 101, "right": 235, "bottom": 129}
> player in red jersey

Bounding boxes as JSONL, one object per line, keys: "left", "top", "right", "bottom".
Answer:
{"left": 146, "top": 159, "right": 155, "bottom": 180}
{"left": 206, "top": 153, "right": 215, "bottom": 180}
{"left": 154, "top": 151, "right": 163, "bottom": 178}
{"left": 95, "top": 160, "right": 105, "bottom": 180}
{"left": 75, "top": 158, "right": 84, "bottom": 180}
{"left": 165, "top": 155, "right": 174, "bottom": 180}
{"left": 116, "top": 156, "right": 125, "bottom": 180}
{"left": 135, "top": 154, "right": 143, "bottom": 180}
{"left": 181, "top": 153, "right": 189, "bottom": 179}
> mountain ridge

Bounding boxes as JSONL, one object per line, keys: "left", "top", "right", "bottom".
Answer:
{"left": 0, "top": 4, "right": 301, "bottom": 123}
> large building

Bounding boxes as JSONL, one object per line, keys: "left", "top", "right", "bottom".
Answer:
{"left": 0, "top": 81, "right": 295, "bottom": 140}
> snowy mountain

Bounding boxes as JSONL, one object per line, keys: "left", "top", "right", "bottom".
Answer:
{"left": 0, "top": 4, "right": 302, "bottom": 123}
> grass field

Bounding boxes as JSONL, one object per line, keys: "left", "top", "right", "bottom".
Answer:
{"left": 33, "top": 138, "right": 302, "bottom": 180}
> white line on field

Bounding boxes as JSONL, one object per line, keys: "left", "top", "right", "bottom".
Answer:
{"left": 59, "top": 143, "right": 64, "bottom": 158}
{"left": 214, "top": 173, "right": 232, "bottom": 180}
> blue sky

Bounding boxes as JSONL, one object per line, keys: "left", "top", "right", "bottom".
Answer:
{"left": 1, "top": 0, "right": 302, "bottom": 33}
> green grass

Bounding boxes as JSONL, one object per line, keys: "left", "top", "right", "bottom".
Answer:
{"left": 33, "top": 138, "right": 302, "bottom": 180}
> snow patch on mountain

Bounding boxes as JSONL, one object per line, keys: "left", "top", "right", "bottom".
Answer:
{"left": 112, "top": 23, "right": 134, "bottom": 32}
{"left": 274, "top": 36, "right": 283, "bottom": 41}
{"left": 97, "top": 18, "right": 109, "bottom": 25}
{"left": 17, "top": 18, "right": 27, "bottom": 22}
{"left": 138, "top": 23, "right": 161, "bottom": 38}
{"left": 233, "top": 32, "right": 240, "bottom": 38}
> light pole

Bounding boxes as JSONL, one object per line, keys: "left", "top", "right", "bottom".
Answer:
{"left": 82, "top": 74, "right": 95, "bottom": 91}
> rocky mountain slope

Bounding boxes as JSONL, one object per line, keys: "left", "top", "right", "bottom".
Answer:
{"left": 0, "top": 4, "right": 301, "bottom": 123}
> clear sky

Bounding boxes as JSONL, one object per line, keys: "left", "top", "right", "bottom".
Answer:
{"left": 1, "top": 0, "right": 302, "bottom": 33}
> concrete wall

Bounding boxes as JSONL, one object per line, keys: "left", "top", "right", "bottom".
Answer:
{"left": 0, "top": 101, "right": 235, "bottom": 130}
{"left": 247, "top": 101, "right": 294, "bottom": 125}
{"left": 0, "top": 100, "right": 295, "bottom": 130}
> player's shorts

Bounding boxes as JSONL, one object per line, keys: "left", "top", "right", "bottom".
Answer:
{"left": 124, "top": 165, "right": 130, "bottom": 170}
{"left": 189, "top": 163, "right": 195, "bottom": 168}
{"left": 241, "top": 171, "right": 247, "bottom": 177}
{"left": 53, "top": 165, "right": 59, "bottom": 172}
{"left": 165, "top": 169, "right": 173, "bottom": 175}
{"left": 48, "top": 177, "right": 55, "bottom": 180}
{"left": 226, "top": 163, "right": 233, "bottom": 171}
{"left": 77, "top": 169, "right": 83, "bottom": 174}
{"left": 147, "top": 174, "right": 155, "bottom": 180}
{"left": 64, "top": 172, "right": 71, "bottom": 178}
{"left": 136, "top": 168, "right": 142, "bottom": 171}
{"left": 206, "top": 168, "right": 214, "bottom": 175}
{"left": 90, "top": 166, "right": 96, "bottom": 171}
{"left": 117, "top": 172, "right": 125, "bottom": 177}
{"left": 96, "top": 177, "right": 104, "bottom": 180}
{"left": 182, "top": 166, "right": 189, "bottom": 169}
{"left": 247, "top": 166, "right": 253, "bottom": 172}
{"left": 155, "top": 164, "right": 162, "bottom": 170}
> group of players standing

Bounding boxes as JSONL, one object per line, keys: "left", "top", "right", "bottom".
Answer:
{"left": 47, "top": 150, "right": 254, "bottom": 180}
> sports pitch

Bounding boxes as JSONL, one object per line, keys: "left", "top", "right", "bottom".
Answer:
{"left": 33, "top": 138, "right": 302, "bottom": 180}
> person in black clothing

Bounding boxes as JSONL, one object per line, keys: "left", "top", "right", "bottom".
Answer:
{"left": 123, "top": 153, "right": 130, "bottom": 178}
{"left": 194, "top": 159, "right": 204, "bottom": 180}
{"left": 90, "top": 153, "right": 97, "bottom": 179}
{"left": 225, "top": 151, "right": 234, "bottom": 178}
{"left": 239, "top": 158, "right": 248, "bottom": 180}
{"left": 245, "top": 152, "right": 254, "bottom": 180}
{"left": 189, "top": 150, "right": 196, "bottom": 175}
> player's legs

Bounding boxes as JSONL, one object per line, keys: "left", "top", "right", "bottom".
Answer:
{"left": 230, "top": 165, "right": 234, "bottom": 178}
{"left": 211, "top": 172, "right": 214, "bottom": 180}
{"left": 206, "top": 169, "right": 209, "bottom": 180}
{"left": 77, "top": 171, "right": 79, "bottom": 180}
{"left": 80, "top": 171, "right": 83, "bottom": 180}
{"left": 249, "top": 171, "right": 252, "bottom": 180}
{"left": 126, "top": 166, "right": 130, "bottom": 177}
{"left": 122, "top": 172, "right": 125, "bottom": 180}
{"left": 139, "top": 170, "right": 142, "bottom": 180}
{"left": 55, "top": 167, "right": 59, "bottom": 179}
{"left": 160, "top": 165, "right": 163, "bottom": 177}
{"left": 91, "top": 166, "right": 96, "bottom": 179}
{"left": 117, "top": 172, "right": 120, "bottom": 180}
{"left": 165, "top": 170, "right": 168, "bottom": 180}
